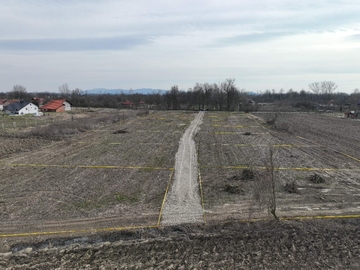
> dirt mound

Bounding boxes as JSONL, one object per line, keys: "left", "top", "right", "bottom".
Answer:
{"left": 2, "top": 219, "right": 360, "bottom": 269}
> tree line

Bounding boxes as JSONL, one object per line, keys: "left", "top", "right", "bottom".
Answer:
{"left": 1, "top": 80, "right": 359, "bottom": 111}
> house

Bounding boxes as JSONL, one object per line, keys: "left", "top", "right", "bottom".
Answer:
{"left": 121, "top": 101, "right": 134, "bottom": 108}
{"left": 4, "top": 101, "right": 39, "bottom": 115}
{"left": 0, "top": 99, "right": 7, "bottom": 111}
{"left": 138, "top": 101, "right": 147, "bottom": 108}
{"left": 2, "top": 99, "right": 19, "bottom": 109}
{"left": 40, "top": 99, "right": 72, "bottom": 112}
{"left": 31, "top": 97, "right": 46, "bottom": 107}
{"left": 344, "top": 111, "right": 358, "bottom": 119}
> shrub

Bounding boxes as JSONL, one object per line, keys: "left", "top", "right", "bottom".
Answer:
{"left": 242, "top": 168, "right": 255, "bottom": 180}
{"left": 284, "top": 181, "right": 300, "bottom": 194}
{"left": 223, "top": 184, "right": 243, "bottom": 194}
{"left": 309, "top": 174, "right": 325, "bottom": 184}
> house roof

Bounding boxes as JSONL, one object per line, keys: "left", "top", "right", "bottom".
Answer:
{"left": 121, "top": 101, "right": 134, "bottom": 105}
{"left": 5, "top": 101, "right": 30, "bottom": 111}
{"left": 3, "top": 99, "right": 19, "bottom": 106}
{"left": 41, "top": 99, "right": 70, "bottom": 110}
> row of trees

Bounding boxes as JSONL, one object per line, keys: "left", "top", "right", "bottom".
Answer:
{"left": 1, "top": 80, "right": 359, "bottom": 111}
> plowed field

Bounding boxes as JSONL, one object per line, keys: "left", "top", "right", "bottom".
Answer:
{"left": 1, "top": 110, "right": 360, "bottom": 268}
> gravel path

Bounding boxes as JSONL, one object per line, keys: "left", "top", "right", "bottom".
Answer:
{"left": 161, "top": 112, "right": 204, "bottom": 225}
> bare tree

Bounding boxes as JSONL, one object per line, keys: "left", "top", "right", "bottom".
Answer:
{"left": 221, "top": 78, "right": 238, "bottom": 111}
{"left": 252, "top": 145, "right": 279, "bottom": 220}
{"left": 59, "top": 83, "right": 70, "bottom": 97}
{"left": 10, "top": 85, "right": 27, "bottom": 99}
{"left": 308, "top": 82, "right": 321, "bottom": 94}
{"left": 321, "top": 81, "right": 338, "bottom": 94}
{"left": 309, "top": 81, "right": 338, "bottom": 94}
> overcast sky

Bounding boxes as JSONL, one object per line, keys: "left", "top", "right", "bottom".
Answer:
{"left": 1, "top": 0, "right": 359, "bottom": 93}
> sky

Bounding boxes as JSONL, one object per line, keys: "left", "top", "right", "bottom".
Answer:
{"left": 0, "top": 0, "right": 360, "bottom": 94}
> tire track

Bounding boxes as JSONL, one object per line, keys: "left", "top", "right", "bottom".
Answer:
{"left": 161, "top": 112, "right": 205, "bottom": 225}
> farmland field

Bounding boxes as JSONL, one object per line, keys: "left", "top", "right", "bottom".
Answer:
{"left": 1, "top": 109, "right": 360, "bottom": 268}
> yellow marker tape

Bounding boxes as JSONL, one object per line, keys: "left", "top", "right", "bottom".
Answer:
{"left": 336, "top": 151, "right": 360, "bottom": 163}
{"left": 233, "top": 214, "right": 360, "bottom": 224}
{"left": 221, "top": 165, "right": 360, "bottom": 171}
{"left": 214, "top": 132, "right": 270, "bottom": 135}
{"left": 0, "top": 225, "right": 158, "bottom": 238}
{"left": 8, "top": 163, "right": 173, "bottom": 171}
{"left": 157, "top": 170, "right": 174, "bottom": 226}
{"left": 198, "top": 165, "right": 206, "bottom": 224}
{"left": 296, "top": 136, "right": 360, "bottom": 163}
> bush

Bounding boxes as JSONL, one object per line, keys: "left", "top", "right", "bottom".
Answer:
{"left": 223, "top": 184, "right": 243, "bottom": 194}
{"left": 284, "top": 181, "right": 300, "bottom": 194}
{"left": 309, "top": 174, "right": 325, "bottom": 184}
{"left": 242, "top": 168, "right": 255, "bottom": 180}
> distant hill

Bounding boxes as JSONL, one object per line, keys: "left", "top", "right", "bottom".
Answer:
{"left": 84, "top": 88, "right": 167, "bottom": 95}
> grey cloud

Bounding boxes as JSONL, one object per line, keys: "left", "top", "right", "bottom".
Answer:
{"left": 0, "top": 36, "right": 151, "bottom": 51}
{"left": 348, "top": 34, "right": 360, "bottom": 41}
{"left": 214, "top": 31, "right": 292, "bottom": 46}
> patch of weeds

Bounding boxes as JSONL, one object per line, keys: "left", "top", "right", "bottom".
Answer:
{"left": 227, "top": 174, "right": 241, "bottom": 181}
{"left": 284, "top": 181, "right": 300, "bottom": 194}
{"left": 242, "top": 168, "right": 255, "bottom": 180}
{"left": 153, "top": 156, "right": 166, "bottom": 167}
{"left": 115, "top": 193, "right": 139, "bottom": 203}
{"left": 309, "top": 174, "right": 325, "bottom": 184}
{"left": 223, "top": 184, "right": 244, "bottom": 194}
{"left": 113, "top": 129, "right": 128, "bottom": 134}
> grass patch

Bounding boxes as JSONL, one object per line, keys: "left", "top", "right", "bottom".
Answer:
{"left": 223, "top": 184, "right": 244, "bottom": 194}
{"left": 309, "top": 174, "right": 325, "bottom": 184}
{"left": 242, "top": 168, "right": 255, "bottom": 180}
{"left": 284, "top": 181, "right": 300, "bottom": 194}
{"left": 115, "top": 193, "right": 140, "bottom": 203}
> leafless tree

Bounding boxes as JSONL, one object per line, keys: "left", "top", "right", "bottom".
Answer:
{"left": 221, "top": 78, "right": 238, "bottom": 111}
{"left": 308, "top": 82, "right": 321, "bottom": 94}
{"left": 59, "top": 83, "right": 70, "bottom": 96}
{"left": 252, "top": 145, "right": 279, "bottom": 220}
{"left": 309, "top": 81, "right": 338, "bottom": 94}
{"left": 321, "top": 81, "right": 338, "bottom": 94}
{"left": 10, "top": 85, "right": 27, "bottom": 99}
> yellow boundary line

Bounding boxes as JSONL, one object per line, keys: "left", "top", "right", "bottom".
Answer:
{"left": 221, "top": 165, "right": 360, "bottom": 171}
{"left": 7, "top": 163, "right": 173, "bottom": 171}
{"left": 213, "top": 131, "right": 269, "bottom": 135}
{"left": 296, "top": 136, "right": 360, "bottom": 164}
{"left": 212, "top": 143, "right": 319, "bottom": 148}
{"left": 234, "top": 214, "right": 360, "bottom": 223}
{"left": 2, "top": 214, "right": 360, "bottom": 238}
{"left": 157, "top": 170, "right": 174, "bottom": 226}
{"left": 0, "top": 225, "right": 158, "bottom": 238}
{"left": 198, "top": 166, "right": 206, "bottom": 224}
{"left": 196, "top": 142, "right": 206, "bottom": 224}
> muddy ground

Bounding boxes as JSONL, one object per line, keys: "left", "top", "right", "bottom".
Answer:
{"left": 0, "top": 109, "right": 360, "bottom": 268}
{"left": 1, "top": 219, "right": 360, "bottom": 269}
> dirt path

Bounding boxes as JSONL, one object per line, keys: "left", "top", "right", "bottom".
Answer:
{"left": 161, "top": 112, "right": 204, "bottom": 225}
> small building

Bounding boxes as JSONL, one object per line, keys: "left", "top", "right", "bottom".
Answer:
{"left": 40, "top": 99, "right": 72, "bottom": 112}
{"left": 31, "top": 97, "right": 46, "bottom": 106}
{"left": 121, "top": 101, "right": 134, "bottom": 108}
{"left": 344, "top": 111, "right": 358, "bottom": 119}
{"left": 0, "top": 99, "right": 7, "bottom": 111}
{"left": 4, "top": 101, "right": 39, "bottom": 115}
{"left": 2, "top": 99, "right": 19, "bottom": 109}
{"left": 138, "top": 101, "right": 147, "bottom": 109}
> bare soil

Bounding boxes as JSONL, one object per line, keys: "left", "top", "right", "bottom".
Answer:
{"left": 2, "top": 219, "right": 360, "bottom": 269}
{"left": 1, "top": 110, "right": 360, "bottom": 268}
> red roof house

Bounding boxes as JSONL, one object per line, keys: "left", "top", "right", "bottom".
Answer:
{"left": 0, "top": 99, "right": 7, "bottom": 110}
{"left": 40, "top": 99, "right": 72, "bottom": 112}
{"left": 121, "top": 101, "right": 134, "bottom": 108}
